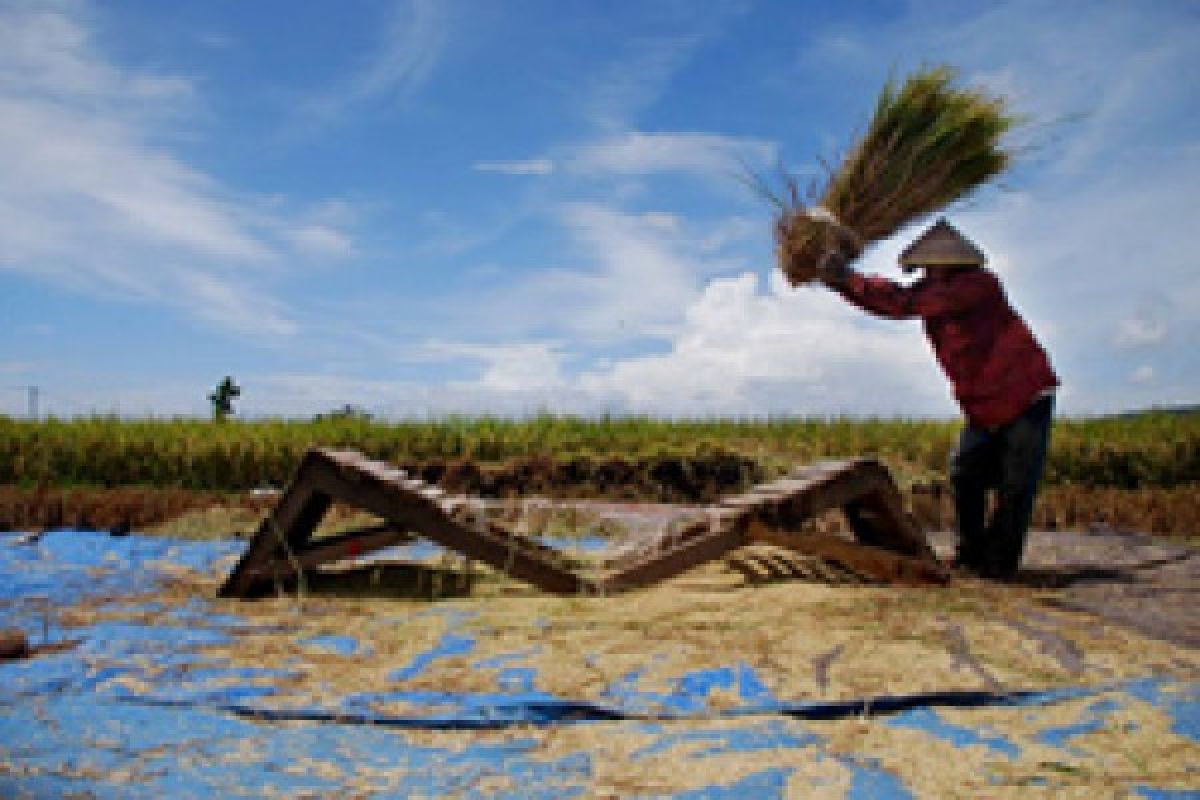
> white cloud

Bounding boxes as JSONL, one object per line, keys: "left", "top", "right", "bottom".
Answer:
{"left": 286, "top": 224, "right": 356, "bottom": 258}
{"left": 470, "top": 130, "right": 777, "bottom": 193}
{"left": 174, "top": 269, "right": 297, "bottom": 338}
{"left": 0, "top": 3, "right": 356, "bottom": 339}
{"left": 473, "top": 158, "right": 554, "bottom": 176}
{"left": 422, "top": 265, "right": 950, "bottom": 418}
{"left": 582, "top": 31, "right": 707, "bottom": 132}
{"left": 1115, "top": 317, "right": 1168, "bottom": 349}
{"left": 424, "top": 341, "right": 568, "bottom": 394}
{"left": 0, "top": 5, "right": 188, "bottom": 103}
{"left": 479, "top": 203, "right": 707, "bottom": 343}
{"left": 578, "top": 3, "right": 748, "bottom": 132}
{"left": 574, "top": 271, "right": 947, "bottom": 416}
{"left": 0, "top": 96, "right": 270, "bottom": 262}
{"left": 305, "top": 0, "right": 446, "bottom": 120}
{"left": 1130, "top": 365, "right": 1155, "bottom": 385}
{"left": 567, "top": 131, "right": 778, "bottom": 180}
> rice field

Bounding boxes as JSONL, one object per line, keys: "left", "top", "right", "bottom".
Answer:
{"left": 3, "top": 412, "right": 1196, "bottom": 796}
{"left": 1, "top": 410, "right": 1196, "bottom": 490}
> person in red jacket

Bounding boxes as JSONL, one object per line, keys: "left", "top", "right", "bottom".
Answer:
{"left": 814, "top": 218, "right": 1058, "bottom": 579}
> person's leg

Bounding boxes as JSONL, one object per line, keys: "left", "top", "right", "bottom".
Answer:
{"left": 949, "top": 423, "right": 1001, "bottom": 572}
{"left": 985, "top": 394, "right": 1055, "bottom": 579}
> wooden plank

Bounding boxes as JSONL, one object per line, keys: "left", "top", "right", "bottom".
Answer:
{"left": 753, "top": 551, "right": 796, "bottom": 581}
{"left": 601, "top": 516, "right": 748, "bottom": 592}
{"left": 303, "top": 562, "right": 473, "bottom": 600}
{"left": 601, "top": 459, "right": 936, "bottom": 592}
{"left": 746, "top": 523, "right": 949, "bottom": 586}
{"left": 220, "top": 448, "right": 936, "bottom": 600}
{"left": 725, "top": 555, "right": 767, "bottom": 583}
{"left": 836, "top": 461, "right": 932, "bottom": 558}
{"left": 218, "top": 449, "right": 333, "bottom": 598}
{"left": 304, "top": 456, "right": 593, "bottom": 595}
{"left": 759, "top": 459, "right": 935, "bottom": 561}
{"left": 247, "top": 526, "right": 415, "bottom": 579}
{"left": 221, "top": 448, "right": 588, "bottom": 598}
{"left": 601, "top": 518, "right": 711, "bottom": 570}
{"left": 771, "top": 461, "right": 881, "bottom": 527}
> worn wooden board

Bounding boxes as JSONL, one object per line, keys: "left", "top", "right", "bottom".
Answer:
{"left": 220, "top": 448, "right": 939, "bottom": 599}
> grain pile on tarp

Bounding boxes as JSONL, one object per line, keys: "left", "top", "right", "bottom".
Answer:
{"left": 772, "top": 65, "right": 1015, "bottom": 284}
{"left": 2, "top": 528, "right": 1198, "bottom": 797}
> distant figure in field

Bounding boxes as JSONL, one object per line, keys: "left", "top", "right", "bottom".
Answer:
{"left": 816, "top": 218, "right": 1058, "bottom": 580}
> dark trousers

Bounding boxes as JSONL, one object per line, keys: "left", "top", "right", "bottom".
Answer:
{"left": 950, "top": 394, "right": 1054, "bottom": 579}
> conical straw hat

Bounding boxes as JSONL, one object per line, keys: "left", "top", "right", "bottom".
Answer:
{"left": 898, "top": 218, "right": 986, "bottom": 267}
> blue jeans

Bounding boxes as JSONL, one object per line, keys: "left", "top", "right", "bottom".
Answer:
{"left": 949, "top": 394, "right": 1054, "bottom": 579}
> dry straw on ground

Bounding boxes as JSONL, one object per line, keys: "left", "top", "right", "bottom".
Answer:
{"left": 29, "top": 529, "right": 1199, "bottom": 797}
{"left": 769, "top": 64, "right": 1016, "bottom": 284}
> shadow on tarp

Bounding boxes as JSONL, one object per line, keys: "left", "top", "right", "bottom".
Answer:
{"left": 2, "top": 530, "right": 1197, "bottom": 799}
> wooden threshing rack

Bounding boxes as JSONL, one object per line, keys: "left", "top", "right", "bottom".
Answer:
{"left": 219, "top": 448, "right": 944, "bottom": 599}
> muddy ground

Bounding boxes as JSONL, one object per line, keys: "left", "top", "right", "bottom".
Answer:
{"left": 2, "top": 451, "right": 1198, "bottom": 539}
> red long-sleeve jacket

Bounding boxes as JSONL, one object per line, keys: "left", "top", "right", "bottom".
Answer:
{"left": 837, "top": 268, "right": 1058, "bottom": 428}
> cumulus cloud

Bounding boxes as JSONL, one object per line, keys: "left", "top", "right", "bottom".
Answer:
{"left": 423, "top": 270, "right": 950, "bottom": 418}
{"left": 572, "top": 271, "right": 947, "bottom": 416}
{"left": 423, "top": 341, "right": 568, "bottom": 394}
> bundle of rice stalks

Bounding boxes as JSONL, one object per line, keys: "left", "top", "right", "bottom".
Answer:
{"left": 772, "top": 65, "right": 1017, "bottom": 284}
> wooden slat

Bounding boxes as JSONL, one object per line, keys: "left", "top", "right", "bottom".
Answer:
{"left": 303, "top": 561, "right": 473, "bottom": 600}
{"left": 221, "top": 448, "right": 938, "bottom": 600}
{"left": 746, "top": 524, "right": 949, "bottom": 587}
{"left": 247, "top": 526, "right": 414, "bottom": 579}
{"left": 844, "top": 483, "right": 933, "bottom": 559}
{"left": 601, "top": 517, "right": 710, "bottom": 570}
{"left": 600, "top": 515, "right": 748, "bottom": 592}
{"left": 304, "top": 455, "right": 592, "bottom": 595}
{"left": 726, "top": 555, "right": 767, "bottom": 583}
{"left": 218, "top": 449, "right": 333, "bottom": 598}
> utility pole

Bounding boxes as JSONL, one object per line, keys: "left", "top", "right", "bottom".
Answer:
{"left": 7, "top": 385, "right": 40, "bottom": 418}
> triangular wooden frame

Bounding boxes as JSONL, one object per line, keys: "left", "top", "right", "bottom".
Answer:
{"left": 218, "top": 448, "right": 942, "bottom": 599}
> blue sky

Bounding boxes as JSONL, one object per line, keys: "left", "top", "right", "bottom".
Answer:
{"left": 1, "top": 0, "right": 1196, "bottom": 418}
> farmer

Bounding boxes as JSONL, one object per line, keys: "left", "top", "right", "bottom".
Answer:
{"left": 815, "top": 218, "right": 1058, "bottom": 580}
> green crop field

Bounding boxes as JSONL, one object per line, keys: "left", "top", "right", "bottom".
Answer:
{"left": 1, "top": 411, "right": 1195, "bottom": 490}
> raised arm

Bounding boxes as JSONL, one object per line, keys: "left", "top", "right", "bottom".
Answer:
{"left": 821, "top": 259, "right": 1000, "bottom": 320}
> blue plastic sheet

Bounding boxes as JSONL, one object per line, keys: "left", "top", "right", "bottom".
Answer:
{"left": 2, "top": 530, "right": 1197, "bottom": 798}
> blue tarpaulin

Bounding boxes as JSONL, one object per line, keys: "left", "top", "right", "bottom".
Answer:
{"left": 1, "top": 530, "right": 1196, "bottom": 797}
